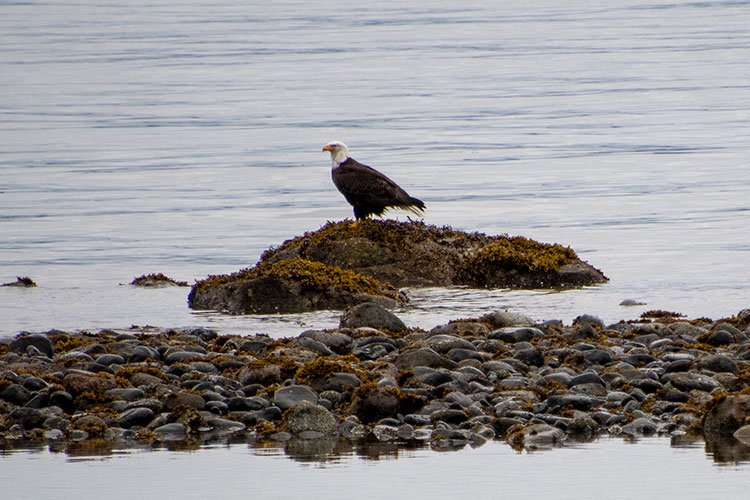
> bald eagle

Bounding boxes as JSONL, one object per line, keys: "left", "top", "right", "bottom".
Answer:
{"left": 322, "top": 141, "right": 426, "bottom": 221}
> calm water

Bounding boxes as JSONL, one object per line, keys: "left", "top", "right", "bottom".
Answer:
{"left": 1, "top": 436, "right": 750, "bottom": 500}
{"left": 2, "top": 0, "right": 750, "bottom": 489}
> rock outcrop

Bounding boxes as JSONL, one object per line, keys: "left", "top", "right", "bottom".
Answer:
{"left": 189, "top": 220, "right": 607, "bottom": 314}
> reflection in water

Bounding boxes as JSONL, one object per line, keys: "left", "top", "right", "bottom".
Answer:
{"left": 5, "top": 431, "right": 750, "bottom": 466}
{"left": 703, "top": 433, "right": 750, "bottom": 465}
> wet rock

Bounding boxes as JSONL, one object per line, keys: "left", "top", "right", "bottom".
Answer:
{"left": 105, "top": 388, "right": 145, "bottom": 401}
{"left": 62, "top": 372, "right": 119, "bottom": 397}
{"left": 489, "top": 327, "right": 544, "bottom": 343}
{"left": 350, "top": 386, "right": 400, "bottom": 424}
{"left": 509, "top": 423, "right": 566, "bottom": 449}
{"left": 514, "top": 347, "right": 544, "bottom": 367}
{"left": 48, "top": 391, "right": 74, "bottom": 413}
{"left": 662, "top": 372, "right": 721, "bottom": 393}
{"left": 705, "top": 330, "right": 734, "bottom": 346}
{"left": 10, "top": 334, "right": 54, "bottom": 358}
{"left": 117, "top": 407, "right": 155, "bottom": 428}
{"left": 153, "top": 422, "right": 187, "bottom": 441}
{"left": 293, "top": 337, "right": 334, "bottom": 356}
{"left": 130, "top": 345, "right": 160, "bottom": 362}
{"left": 480, "top": 310, "right": 535, "bottom": 328}
{"left": 696, "top": 354, "right": 738, "bottom": 374}
{"left": 733, "top": 425, "right": 750, "bottom": 445}
{"left": 703, "top": 395, "right": 750, "bottom": 436}
{"left": 298, "top": 330, "right": 352, "bottom": 354}
{"left": 1, "top": 384, "right": 31, "bottom": 405}
{"left": 569, "top": 371, "right": 606, "bottom": 388}
{"left": 273, "top": 385, "right": 318, "bottom": 411}
{"left": 282, "top": 400, "right": 338, "bottom": 435}
{"left": 340, "top": 302, "right": 407, "bottom": 332}
{"left": 238, "top": 364, "right": 283, "bottom": 386}
{"left": 320, "top": 372, "right": 361, "bottom": 392}
{"left": 162, "top": 391, "right": 206, "bottom": 411}
{"left": 190, "top": 221, "right": 607, "bottom": 314}
{"left": 394, "top": 348, "right": 457, "bottom": 370}
{"left": 621, "top": 417, "right": 658, "bottom": 435}
{"left": 129, "top": 372, "right": 164, "bottom": 387}
{"left": 10, "top": 407, "right": 46, "bottom": 430}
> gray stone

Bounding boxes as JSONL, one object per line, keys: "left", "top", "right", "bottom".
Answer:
{"left": 573, "top": 314, "right": 604, "bottom": 328}
{"left": 489, "top": 327, "right": 544, "bottom": 343}
{"left": 130, "top": 345, "right": 160, "bottom": 362}
{"left": 321, "top": 372, "right": 361, "bottom": 392}
{"left": 10, "top": 334, "right": 54, "bottom": 358}
{"left": 105, "top": 388, "right": 145, "bottom": 401}
{"left": 153, "top": 423, "right": 187, "bottom": 441}
{"left": 696, "top": 354, "right": 738, "bottom": 374}
{"left": 339, "top": 302, "right": 407, "bottom": 332}
{"left": 479, "top": 310, "right": 535, "bottom": 328}
{"left": 662, "top": 372, "right": 721, "bottom": 392}
{"left": 95, "top": 354, "right": 125, "bottom": 366}
{"left": 293, "top": 337, "right": 334, "bottom": 356}
{"left": 1, "top": 384, "right": 30, "bottom": 405}
{"left": 511, "top": 423, "right": 565, "bottom": 449}
{"left": 10, "top": 407, "right": 46, "bottom": 430}
{"left": 273, "top": 385, "right": 318, "bottom": 411}
{"left": 704, "top": 395, "right": 750, "bottom": 435}
{"left": 583, "top": 348, "right": 614, "bottom": 365}
{"left": 447, "top": 348, "right": 484, "bottom": 363}
{"left": 394, "top": 347, "right": 458, "bottom": 370}
{"left": 298, "top": 330, "right": 353, "bottom": 354}
{"left": 732, "top": 424, "right": 750, "bottom": 445}
{"left": 162, "top": 391, "right": 206, "bottom": 411}
{"left": 283, "top": 401, "right": 338, "bottom": 435}
{"left": 206, "top": 417, "right": 246, "bottom": 433}
{"left": 621, "top": 417, "right": 658, "bottom": 435}
{"left": 423, "top": 335, "right": 476, "bottom": 354}
{"left": 117, "top": 407, "right": 155, "bottom": 428}
{"left": 569, "top": 371, "right": 605, "bottom": 388}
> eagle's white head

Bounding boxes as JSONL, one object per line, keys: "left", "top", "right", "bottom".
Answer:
{"left": 322, "top": 141, "right": 349, "bottom": 168}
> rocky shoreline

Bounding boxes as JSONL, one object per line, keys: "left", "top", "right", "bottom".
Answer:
{"left": 3, "top": 305, "right": 750, "bottom": 459}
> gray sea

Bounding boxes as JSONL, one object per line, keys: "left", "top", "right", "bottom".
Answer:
{"left": 1, "top": 0, "right": 750, "bottom": 496}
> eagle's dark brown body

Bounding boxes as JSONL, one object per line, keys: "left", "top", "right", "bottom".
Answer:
{"left": 331, "top": 156, "right": 425, "bottom": 220}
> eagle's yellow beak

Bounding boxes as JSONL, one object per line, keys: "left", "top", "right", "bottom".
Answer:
{"left": 322, "top": 144, "right": 332, "bottom": 152}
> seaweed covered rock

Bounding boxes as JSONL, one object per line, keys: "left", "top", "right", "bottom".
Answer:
{"left": 189, "top": 220, "right": 607, "bottom": 314}
{"left": 189, "top": 256, "right": 405, "bottom": 314}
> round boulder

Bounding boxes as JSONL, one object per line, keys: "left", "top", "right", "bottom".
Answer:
{"left": 339, "top": 302, "right": 407, "bottom": 332}
{"left": 282, "top": 401, "right": 338, "bottom": 435}
{"left": 10, "top": 334, "right": 54, "bottom": 358}
{"left": 273, "top": 385, "right": 318, "bottom": 411}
